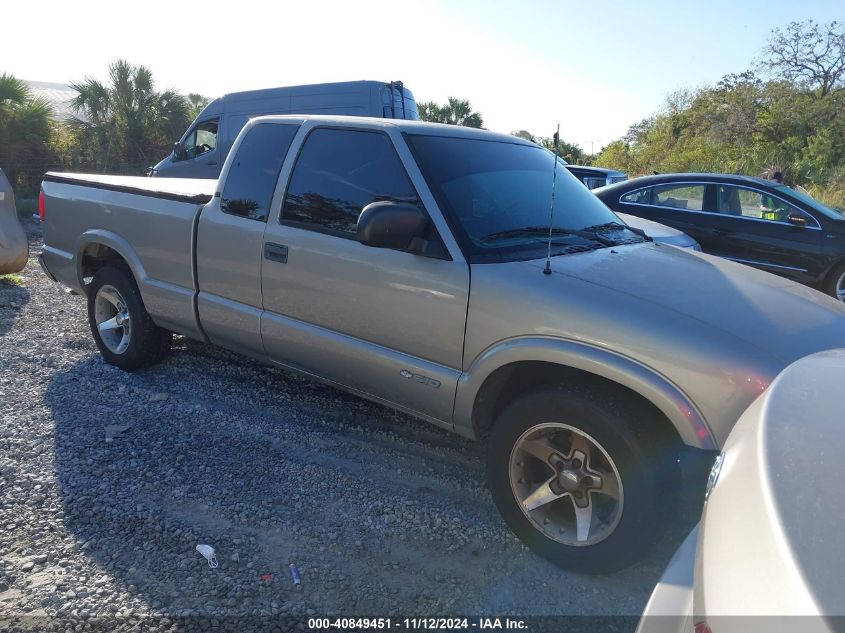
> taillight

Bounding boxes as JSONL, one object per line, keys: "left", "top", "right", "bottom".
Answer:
{"left": 694, "top": 621, "right": 713, "bottom": 633}
{"left": 38, "top": 190, "right": 45, "bottom": 222}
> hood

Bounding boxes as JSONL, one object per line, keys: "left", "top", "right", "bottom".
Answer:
{"left": 698, "top": 349, "right": 845, "bottom": 616}
{"left": 527, "top": 242, "right": 845, "bottom": 364}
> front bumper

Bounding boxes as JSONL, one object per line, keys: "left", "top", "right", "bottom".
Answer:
{"left": 635, "top": 524, "right": 698, "bottom": 633}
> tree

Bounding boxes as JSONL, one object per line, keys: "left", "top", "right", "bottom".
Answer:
{"left": 511, "top": 129, "right": 585, "bottom": 163}
{"left": 0, "top": 73, "right": 54, "bottom": 198}
{"left": 760, "top": 20, "right": 845, "bottom": 96}
{"left": 511, "top": 129, "right": 536, "bottom": 142}
{"left": 417, "top": 101, "right": 443, "bottom": 123}
{"left": 187, "top": 93, "right": 210, "bottom": 119}
{"left": 417, "top": 97, "right": 484, "bottom": 128}
{"left": 540, "top": 137, "right": 585, "bottom": 164}
{"left": 70, "top": 59, "right": 192, "bottom": 172}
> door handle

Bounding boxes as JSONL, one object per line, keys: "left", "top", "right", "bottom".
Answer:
{"left": 207, "top": 161, "right": 218, "bottom": 166}
{"left": 264, "top": 242, "right": 288, "bottom": 264}
{"left": 712, "top": 228, "right": 733, "bottom": 237}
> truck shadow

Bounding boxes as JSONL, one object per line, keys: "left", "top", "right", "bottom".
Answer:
{"left": 43, "top": 343, "right": 686, "bottom": 621}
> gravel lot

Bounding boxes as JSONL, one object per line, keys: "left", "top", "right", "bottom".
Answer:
{"left": 0, "top": 221, "right": 691, "bottom": 631}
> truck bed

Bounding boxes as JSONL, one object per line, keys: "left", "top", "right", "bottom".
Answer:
{"left": 42, "top": 172, "right": 216, "bottom": 203}
{"left": 40, "top": 173, "right": 216, "bottom": 340}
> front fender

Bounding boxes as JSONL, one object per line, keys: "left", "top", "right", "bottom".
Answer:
{"left": 454, "top": 336, "right": 717, "bottom": 450}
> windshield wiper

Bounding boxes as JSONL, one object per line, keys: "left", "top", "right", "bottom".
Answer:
{"left": 480, "top": 226, "right": 612, "bottom": 246}
{"left": 581, "top": 221, "right": 629, "bottom": 232}
{"left": 581, "top": 221, "right": 651, "bottom": 243}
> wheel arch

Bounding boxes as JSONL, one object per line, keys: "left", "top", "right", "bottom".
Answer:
{"left": 821, "top": 255, "right": 845, "bottom": 291}
{"left": 455, "top": 337, "right": 716, "bottom": 450}
{"left": 75, "top": 230, "right": 146, "bottom": 296}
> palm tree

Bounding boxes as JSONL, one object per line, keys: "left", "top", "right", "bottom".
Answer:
{"left": 0, "top": 74, "right": 30, "bottom": 122}
{"left": 187, "top": 93, "right": 210, "bottom": 119}
{"left": 417, "top": 97, "right": 484, "bottom": 128}
{"left": 441, "top": 97, "right": 484, "bottom": 128}
{"left": 417, "top": 101, "right": 444, "bottom": 123}
{"left": 0, "top": 73, "right": 54, "bottom": 198}
{"left": 70, "top": 59, "right": 191, "bottom": 172}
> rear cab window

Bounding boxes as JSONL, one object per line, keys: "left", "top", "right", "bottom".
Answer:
{"left": 220, "top": 123, "right": 300, "bottom": 222}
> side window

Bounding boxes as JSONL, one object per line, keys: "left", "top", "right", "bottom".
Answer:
{"left": 709, "top": 185, "right": 814, "bottom": 224}
{"left": 282, "top": 128, "right": 420, "bottom": 236}
{"left": 652, "top": 184, "right": 705, "bottom": 211}
{"left": 582, "top": 176, "right": 606, "bottom": 190}
{"left": 220, "top": 123, "right": 300, "bottom": 222}
{"left": 621, "top": 188, "right": 651, "bottom": 204}
{"left": 183, "top": 120, "right": 219, "bottom": 160}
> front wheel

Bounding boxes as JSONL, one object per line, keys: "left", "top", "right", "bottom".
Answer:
{"left": 825, "top": 262, "right": 845, "bottom": 304}
{"left": 487, "top": 385, "right": 675, "bottom": 574}
{"left": 87, "top": 266, "right": 171, "bottom": 371}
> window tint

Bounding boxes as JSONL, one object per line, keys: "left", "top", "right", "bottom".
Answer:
{"left": 652, "top": 184, "right": 705, "bottom": 211}
{"left": 220, "top": 123, "right": 299, "bottom": 222}
{"left": 282, "top": 128, "right": 419, "bottom": 236}
{"left": 621, "top": 189, "right": 651, "bottom": 204}
{"left": 184, "top": 120, "right": 218, "bottom": 160}
{"left": 710, "top": 184, "right": 813, "bottom": 224}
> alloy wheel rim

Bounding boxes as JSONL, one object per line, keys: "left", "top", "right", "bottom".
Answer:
{"left": 509, "top": 423, "right": 624, "bottom": 547}
{"left": 94, "top": 285, "right": 131, "bottom": 354}
{"left": 837, "top": 272, "right": 845, "bottom": 303}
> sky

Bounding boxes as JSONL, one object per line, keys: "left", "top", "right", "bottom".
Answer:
{"left": 2, "top": 0, "right": 842, "bottom": 151}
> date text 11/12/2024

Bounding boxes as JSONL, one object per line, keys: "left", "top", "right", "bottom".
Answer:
{"left": 307, "top": 618, "right": 528, "bottom": 630}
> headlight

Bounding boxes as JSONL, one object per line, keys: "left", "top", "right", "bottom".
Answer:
{"left": 704, "top": 452, "right": 725, "bottom": 502}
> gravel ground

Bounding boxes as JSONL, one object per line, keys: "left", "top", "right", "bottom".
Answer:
{"left": 0, "top": 221, "right": 691, "bottom": 631}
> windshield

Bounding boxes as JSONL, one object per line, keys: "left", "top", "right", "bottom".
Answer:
{"left": 408, "top": 134, "right": 639, "bottom": 262}
{"left": 775, "top": 185, "right": 845, "bottom": 220}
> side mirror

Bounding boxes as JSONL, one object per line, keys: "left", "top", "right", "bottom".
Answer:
{"left": 786, "top": 212, "right": 808, "bottom": 228}
{"left": 172, "top": 141, "right": 186, "bottom": 161}
{"left": 357, "top": 201, "right": 429, "bottom": 252}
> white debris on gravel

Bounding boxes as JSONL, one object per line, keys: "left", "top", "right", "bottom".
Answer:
{"left": 0, "top": 221, "right": 678, "bottom": 630}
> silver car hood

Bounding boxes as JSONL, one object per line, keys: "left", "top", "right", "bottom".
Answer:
{"left": 527, "top": 242, "right": 845, "bottom": 364}
{"left": 696, "top": 349, "right": 845, "bottom": 620}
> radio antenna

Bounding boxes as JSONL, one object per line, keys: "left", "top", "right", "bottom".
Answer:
{"left": 543, "top": 123, "right": 560, "bottom": 275}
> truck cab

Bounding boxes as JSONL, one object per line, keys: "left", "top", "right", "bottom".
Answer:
{"left": 150, "top": 81, "right": 418, "bottom": 179}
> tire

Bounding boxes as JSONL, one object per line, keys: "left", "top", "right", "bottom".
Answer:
{"left": 487, "top": 383, "right": 676, "bottom": 574}
{"left": 825, "top": 262, "right": 845, "bottom": 304}
{"left": 87, "top": 266, "right": 171, "bottom": 371}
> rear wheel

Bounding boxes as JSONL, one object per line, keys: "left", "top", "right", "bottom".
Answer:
{"left": 487, "top": 384, "right": 675, "bottom": 574}
{"left": 87, "top": 266, "right": 171, "bottom": 370}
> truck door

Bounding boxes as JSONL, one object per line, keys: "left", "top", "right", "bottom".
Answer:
{"left": 260, "top": 125, "right": 469, "bottom": 426}
{"left": 195, "top": 121, "right": 301, "bottom": 356}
